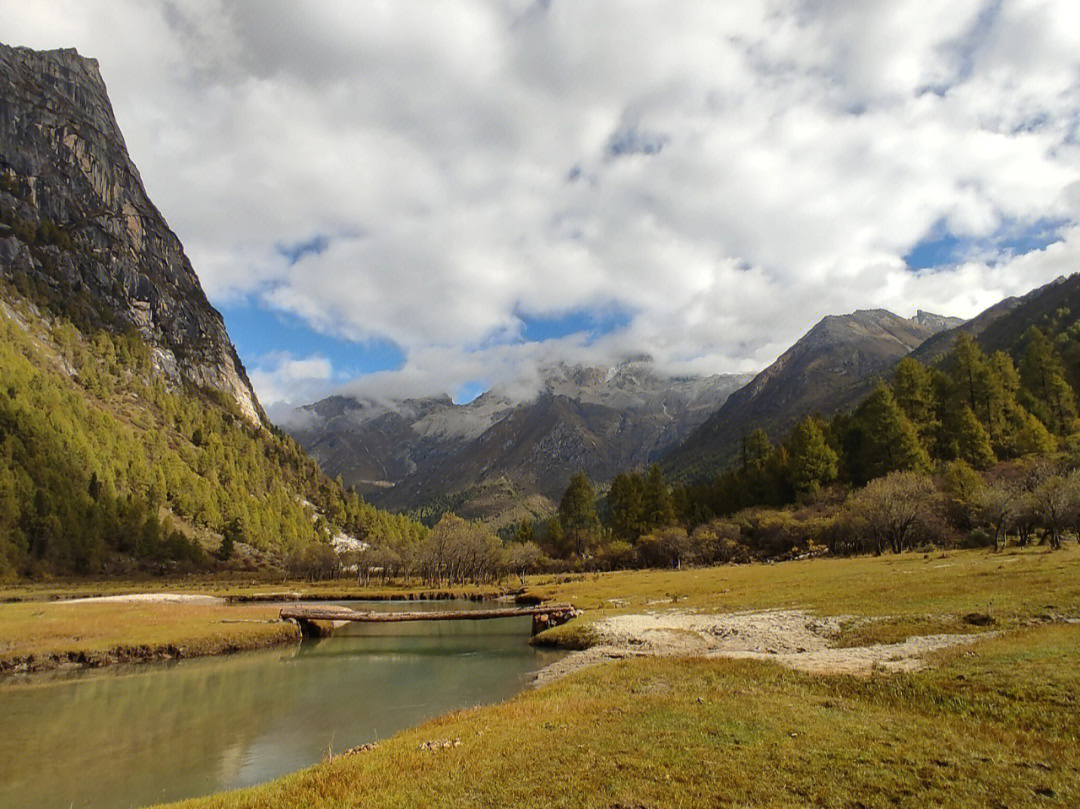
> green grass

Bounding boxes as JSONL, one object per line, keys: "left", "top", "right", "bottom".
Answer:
{"left": 7, "top": 545, "right": 1080, "bottom": 805}
{"left": 164, "top": 624, "right": 1080, "bottom": 808}
{"left": 0, "top": 601, "right": 295, "bottom": 671}
{"left": 530, "top": 543, "right": 1080, "bottom": 648}
{"left": 829, "top": 614, "right": 980, "bottom": 647}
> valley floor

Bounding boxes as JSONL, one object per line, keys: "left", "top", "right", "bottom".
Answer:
{"left": 163, "top": 623, "right": 1080, "bottom": 809}
{"left": 0, "top": 583, "right": 504, "bottom": 673}
{"left": 141, "top": 543, "right": 1079, "bottom": 809}
{"left": 0, "top": 600, "right": 296, "bottom": 673}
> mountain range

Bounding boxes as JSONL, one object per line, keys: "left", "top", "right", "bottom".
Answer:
{"left": 290, "top": 362, "right": 752, "bottom": 526}
{"left": 290, "top": 308, "right": 967, "bottom": 521}
{"left": 661, "top": 309, "right": 964, "bottom": 480}
{"left": 293, "top": 279, "right": 1080, "bottom": 521}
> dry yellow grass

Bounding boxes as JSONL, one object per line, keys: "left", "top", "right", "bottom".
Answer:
{"left": 2, "top": 578, "right": 503, "bottom": 603}
{"left": 530, "top": 543, "right": 1080, "bottom": 648}
{"left": 0, "top": 601, "right": 295, "bottom": 671}
{"left": 165, "top": 623, "right": 1080, "bottom": 808}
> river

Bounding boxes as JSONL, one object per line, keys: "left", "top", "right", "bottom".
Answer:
{"left": 0, "top": 599, "right": 564, "bottom": 809}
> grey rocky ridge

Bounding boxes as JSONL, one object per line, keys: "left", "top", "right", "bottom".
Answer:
{"left": 289, "top": 360, "right": 753, "bottom": 525}
{"left": 663, "top": 308, "right": 966, "bottom": 480}
{"left": 0, "top": 44, "right": 259, "bottom": 422}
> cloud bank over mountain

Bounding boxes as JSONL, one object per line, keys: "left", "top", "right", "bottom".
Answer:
{"left": 6, "top": 0, "right": 1080, "bottom": 406}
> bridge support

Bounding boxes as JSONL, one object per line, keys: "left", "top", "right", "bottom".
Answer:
{"left": 292, "top": 617, "right": 335, "bottom": 638}
{"left": 531, "top": 607, "right": 580, "bottom": 636}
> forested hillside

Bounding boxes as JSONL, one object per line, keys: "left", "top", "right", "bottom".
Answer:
{"left": 0, "top": 45, "right": 428, "bottom": 580}
{"left": 429, "top": 276, "right": 1080, "bottom": 572}
{"left": 0, "top": 287, "right": 423, "bottom": 577}
{"left": 663, "top": 309, "right": 961, "bottom": 481}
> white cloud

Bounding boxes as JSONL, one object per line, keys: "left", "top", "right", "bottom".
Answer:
{"left": 247, "top": 352, "right": 332, "bottom": 407}
{"left": 4, "top": 0, "right": 1080, "bottom": 406}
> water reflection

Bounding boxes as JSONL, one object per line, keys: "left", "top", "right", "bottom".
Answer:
{"left": 0, "top": 600, "right": 563, "bottom": 809}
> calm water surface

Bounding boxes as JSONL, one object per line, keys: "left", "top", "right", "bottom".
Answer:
{"left": 0, "top": 600, "right": 564, "bottom": 809}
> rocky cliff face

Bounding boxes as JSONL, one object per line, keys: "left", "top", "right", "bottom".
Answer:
{"left": 0, "top": 44, "right": 260, "bottom": 422}
{"left": 290, "top": 360, "right": 752, "bottom": 522}
{"left": 664, "top": 309, "right": 963, "bottom": 480}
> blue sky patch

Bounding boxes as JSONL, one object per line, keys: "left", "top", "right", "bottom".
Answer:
{"left": 606, "top": 126, "right": 669, "bottom": 159}
{"left": 518, "top": 305, "right": 632, "bottom": 343}
{"left": 220, "top": 301, "right": 405, "bottom": 377}
{"left": 904, "top": 217, "right": 1066, "bottom": 270}
{"left": 453, "top": 380, "right": 488, "bottom": 404}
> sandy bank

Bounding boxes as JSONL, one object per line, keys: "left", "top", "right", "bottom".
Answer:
{"left": 61, "top": 593, "right": 226, "bottom": 605}
{"left": 534, "top": 609, "right": 986, "bottom": 686}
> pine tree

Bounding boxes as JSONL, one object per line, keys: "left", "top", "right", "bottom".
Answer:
{"left": 949, "top": 334, "right": 1025, "bottom": 452}
{"left": 786, "top": 417, "right": 838, "bottom": 495}
{"left": 1020, "top": 327, "right": 1077, "bottom": 434}
{"left": 559, "top": 471, "right": 601, "bottom": 557}
{"left": 843, "top": 385, "right": 931, "bottom": 485}
{"left": 954, "top": 405, "right": 996, "bottom": 469}
{"left": 891, "top": 358, "right": 939, "bottom": 451}
{"left": 741, "top": 428, "right": 772, "bottom": 472}
{"left": 608, "top": 471, "right": 644, "bottom": 540}
{"left": 1006, "top": 406, "right": 1056, "bottom": 456}
{"left": 513, "top": 518, "right": 535, "bottom": 545}
{"left": 640, "top": 464, "right": 676, "bottom": 530}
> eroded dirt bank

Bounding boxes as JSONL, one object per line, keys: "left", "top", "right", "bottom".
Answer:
{"left": 534, "top": 609, "right": 987, "bottom": 686}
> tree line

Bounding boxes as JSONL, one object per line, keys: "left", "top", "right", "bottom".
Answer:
{"left": 285, "top": 513, "right": 546, "bottom": 587}
{"left": 497, "top": 323, "right": 1080, "bottom": 570}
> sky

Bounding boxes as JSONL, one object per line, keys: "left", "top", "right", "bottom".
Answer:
{"left": 4, "top": 1, "right": 1080, "bottom": 414}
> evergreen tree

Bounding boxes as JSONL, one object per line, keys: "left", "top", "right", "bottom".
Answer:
{"left": 558, "top": 471, "right": 601, "bottom": 557}
{"left": 740, "top": 429, "right": 781, "bottom": 505}
{"left": 640, "top": 464, "right": 676, "bottom": 530}
{"left": 891, "top": 358, "right": 939, "bottom": 451}
{"left": 1006, "top": 406, "right": 1056, "bottom": 456}
{"left": 741, "top": 428, "right": 772, "bottom": 472}
{"left": 513, "top": 517, "right": 535, "bottom": 545}
{"left": 608, "top": 471, "right": 645, "bottom": 540}
{"left": 954, "top": 405, "right": 996, "bottom": 470}
{"left": 949, "top": 334, "right": 1028, "bottom": 453}
{"left": 952, "top": 333, "right": 992, "bottom": 418}
{"left": 1020, "top": 327, "right": 1077, "bottom": 434}
{"left": 545, "top": 515, "right": 565, "bottom": 556}
{"left": 786, "top": 417, "right": 838, "bottom": 495}
{"left": 842, "top": 385, "right": 930, "bottom": 485}
{"left": 219, "top": 516, "right": 243, "bottom": 561}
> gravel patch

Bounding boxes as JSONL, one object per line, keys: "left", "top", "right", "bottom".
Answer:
{"left": 534, "top": 609, "right": 987, "bottom": 686}
{"left": 60, "top": 593, "right": 226, "bottom": 605}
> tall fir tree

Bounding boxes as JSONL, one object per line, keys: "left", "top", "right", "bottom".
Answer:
{"left": 559, "top": 471, "right": 601, "bottom": 557}
{"left": 1020, "top": 327, "right": 1077, "bottom": 434}
{"left": 843, "top": 385, "right": 931, "bottom": 485}
{"left": 640, "top": 464, "right": 676, "bottom": 531}
{"left": 954, "top": 405, "right": 996, "bottom": 470}
{"left": 786, "top": 417, "right": 838, "bottom": 495}
{"left": 608, "top": 471, "right": 645, "bottom": 540}
{"left": 891, "top": 358, "right": 939, "bottom": 452}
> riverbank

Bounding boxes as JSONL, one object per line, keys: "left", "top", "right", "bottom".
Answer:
{"left": 163, "top": 621, "right": 1080, "bottom": 808}
{"left": 0, "top": 586, "right": 536, "bottom": 674}
{"left": 147, "top": 543, "right": 1080, "bottom": 808}
{"left": 0, "top": 600, "right": 298, "bottom": 674}
{"left": 526, "top": 543, "right": 1080, "bottom": 683}
{"left": 530, "top": 608, "right": 992, "bottom": 686}
{"left": 2, "top": 579, "right": 507, "bottom": 603}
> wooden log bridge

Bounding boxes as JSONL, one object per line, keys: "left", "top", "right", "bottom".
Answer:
{"left": 280, "top": 603, "right": 580, "bottom": 638}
